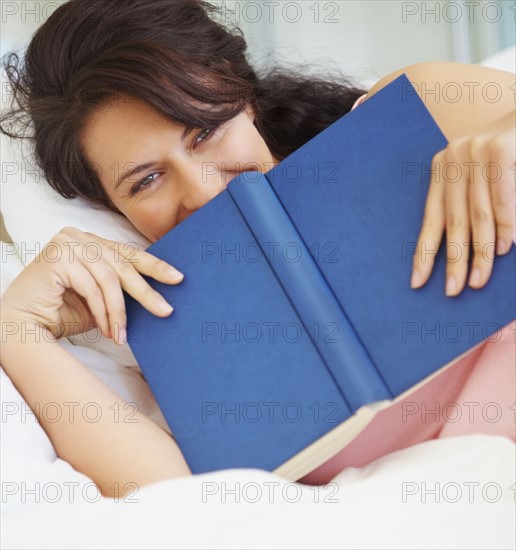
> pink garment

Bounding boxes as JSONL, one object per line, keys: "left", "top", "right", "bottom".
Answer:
{"left": 299, "top": 322, "right": 515, "bottom": 486}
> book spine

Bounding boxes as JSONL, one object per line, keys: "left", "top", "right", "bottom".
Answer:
{"left": 227, "top": 172, "right": 392, "bottom": 411}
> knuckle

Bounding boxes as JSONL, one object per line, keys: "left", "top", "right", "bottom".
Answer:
{"left": 50, "top": 232, "right": 67, "bottom": 245}
{"left": 84, "top": 231, "right": 111, "bottom": 245}
{"left": 469, "top": 137, "right": 488, "bottom": 157}
{"left": 488, "top": 136, "right": 505, "bottom": 155}
{"left": 432, "top": 149, "right": 446, "bottom": 163}
{"left": 158, "top": 259, "right": 172, "bottom": 272}
{"left": 100, "top": 269, "right": 120, "bottom": 286}
{"left": 421, "top": 214, "right": 442, "bottom": 231}
{"left": 446, "top": 242, "right": 465, "bottom": 262}
{"left": 147, "top": 256, "right": 162, "bottom": 271}
{"left": 59, "top": 226, "right": 80, "bottom": 236}
{"left": 142, "top": 284, "right": 158, "bottom": 300}
{"left": 470, "top": 240, "right": 483, "bottom": 255}
{"left": 446, "top": 213, "right": 466, "bottom": 230}
{"left": 497, "top": 219, "right": 515, "bottom": 231}
{"left": 88, "top": 283, "right": 104, "bottom": 300}
{"left": 447, "top": 141, "right": 465, "bottom": 159}
{"left": 444, "top": 136, "right": 469, "bottom": 159}
{"left": 491, "top": 194, "right": 507, "bottom": 211}
{"left": 470, "top": 206, "right": 491, "bottom": 225}
{"left": 142, "top": 251, "right": 159, "bottom": 264}
{"left": 54, "top": 227, "right": 82, "bottom": 248}
{"left": 116, "top": 260, "right": 133, "bottom": 275}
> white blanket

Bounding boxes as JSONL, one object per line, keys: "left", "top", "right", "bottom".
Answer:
{"left": 1, "top": 243, "right": 515, "bottom": 549}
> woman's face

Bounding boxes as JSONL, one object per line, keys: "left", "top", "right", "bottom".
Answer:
{"left": 81, "top": 97, "right": 279, "bottom": 243}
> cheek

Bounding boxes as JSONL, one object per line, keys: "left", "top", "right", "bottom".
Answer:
{"left": 126, "top": 195, "right": 178, "bottom": 241}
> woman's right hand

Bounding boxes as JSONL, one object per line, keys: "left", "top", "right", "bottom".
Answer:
{"left": 1, "top": 227, "right": 184, "bottom": 344}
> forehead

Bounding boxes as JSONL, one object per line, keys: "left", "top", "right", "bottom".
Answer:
{"left": 83, "top": 98, "right": 180, "bottom": 146}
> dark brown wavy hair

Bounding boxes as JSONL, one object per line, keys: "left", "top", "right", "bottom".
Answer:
{"left": 0, "top": 0, "right": 367, "bottom": 213}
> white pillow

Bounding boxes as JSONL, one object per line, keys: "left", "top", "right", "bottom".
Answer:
{"left": 0, "top": 134, "right": 149, "bottom": 367}
{"left": 1, "top": 136, "right": 152, "bottom": 253}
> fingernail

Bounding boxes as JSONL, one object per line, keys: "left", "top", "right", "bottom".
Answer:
{"left": 158, "top": 299, "right": 174, "bottom": 314}
{"left": 496, "top": 239, "right": 507, "bottom": 256}
{"left": 411, "top": 270, "right": 421, "bottom": 288}
{"left": 445, "top": 274, "right": 457, "bottom": 296}
{"left": 118, "top": 327, "right": 127, "bottom": 345}
{"left": 167, "top": 267, "right": 184, "bottom": 282}
{"left": 469, "top": 266, "right": 481, "bottom": 287}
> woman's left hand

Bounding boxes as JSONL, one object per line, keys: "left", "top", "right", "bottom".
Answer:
{"left": 411, "top": 109, "right": 515, "bottom": 296}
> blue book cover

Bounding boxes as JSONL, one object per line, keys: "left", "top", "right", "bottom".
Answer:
{"left": 123, "top": 74, "right": 515, "bottom": 478}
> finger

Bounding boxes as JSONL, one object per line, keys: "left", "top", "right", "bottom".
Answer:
{"left": 84, "top": 242, "right": 174, "bottom": 320}
{"left": 58, "top": 228, "right": 128, "bottom": 341}
{"left": 74, "top": 255, "right": 130, "bottom": 344}
{"left": 443, "top": 142, "right": 471, "bottom": 297}
{"left": 61, "top": 228, "right": 176, "bottom": 321}
{"left": 467, "top": 142, "right": 496, "bottom": 290}
{"left": 490, "top": 154, "right": 515, "bottom": 256}
{"left": 56, "top": 251, "right": 111, "bottom": 339}
{"left": 72, "top": 242, "right": 175, "bottom": 345}
{"left": 84, "top": 232, "right": 184, "bottom": 284}
{"left": 411, "top": 149, "right": 446, "bottom": 289}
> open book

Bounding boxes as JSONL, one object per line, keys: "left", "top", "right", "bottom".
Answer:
{"left": 123, "top": 74, "right": 515, "bottom": 481}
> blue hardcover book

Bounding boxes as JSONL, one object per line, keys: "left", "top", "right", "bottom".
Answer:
{"left": 123, "top": 74, "right": 515, "bottom": 479}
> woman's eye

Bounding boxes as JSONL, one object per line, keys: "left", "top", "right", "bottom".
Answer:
{"left": 193, "top": 126, "right": 219, "bottom": 148}
{"left": 130, "top": 172, "right": 160, "bottom": 196}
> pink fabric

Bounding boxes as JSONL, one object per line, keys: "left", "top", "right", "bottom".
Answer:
{"left": 299, "top": 321, "right": 515, "bottom": 485}
{"left": 437, "top": 322, "right": 515, "bottom": 439}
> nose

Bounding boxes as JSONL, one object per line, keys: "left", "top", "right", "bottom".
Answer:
{"left": 175, "top": 159, "right": 240, "bottom": 224}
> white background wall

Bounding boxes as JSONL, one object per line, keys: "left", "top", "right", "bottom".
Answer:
{"left": 214, "top": 0, "right": 514, "bottom": 87}
{"left": 1, "top": 1, "right": 514, "bottom": 89}
{"left": 223, "top": 0, "right": 455, "bottom": 86}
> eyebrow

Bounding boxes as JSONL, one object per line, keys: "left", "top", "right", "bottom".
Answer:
{"left": 114, "top": 126, "right": 195, "bottom": 191}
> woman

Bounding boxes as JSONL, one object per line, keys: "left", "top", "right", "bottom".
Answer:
{"left": 1, "top": 0, "right": 514, "bottom": 498}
